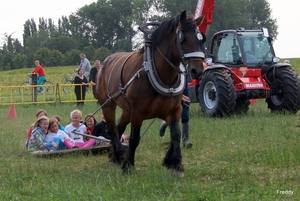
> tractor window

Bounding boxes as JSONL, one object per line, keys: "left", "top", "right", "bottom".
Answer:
{"left": 212, "top": 33, "right": 243, "bottom": 64}
{"left": 241, "top": 32, "right": 274, "bottom": 64}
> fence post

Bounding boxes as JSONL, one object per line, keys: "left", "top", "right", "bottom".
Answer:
{"left": 31, "top": 73, "right": 37, "bottom": 102}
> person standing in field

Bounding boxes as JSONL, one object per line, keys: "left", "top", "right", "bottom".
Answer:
{"left": 32, "top": 60, "right": 46, "bottom": 93}
{"left": 78, "top": 53, "right": 91, "bottom": 78}
{"left": 74, "top": 68, "right": 89, "bottom": 107}
{"left": 89, "top": 60, "right": 101, "bottom": 100}
{"left": 159, "top": 68, "right": 193, "bottom": 148}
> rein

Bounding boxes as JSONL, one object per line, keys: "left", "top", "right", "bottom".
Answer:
{"left": 156, "top": 46, "right": 184, "bottom": 74}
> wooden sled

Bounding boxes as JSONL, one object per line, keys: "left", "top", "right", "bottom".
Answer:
{"left": 31, "top": 143, "right": 111, "bottom": 158}
{"left": 30, "top": 132, "right": 129, "bottom": 158}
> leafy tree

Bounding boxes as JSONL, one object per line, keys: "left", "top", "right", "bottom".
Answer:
{"left": 72, "top": 0, "right": 151, "bottom": 50}
{"left": 34, "top": 48, "right": 63, "bottom": 67}
{"left": 46, "top": 35, "right": 78, "bottom": 54}
{"left": 46, "top": 50, "right": 64, "bottom": 67}
{"left": 82, "top": 45, "right": 95, "bottom": 61}
{"left": 208, "top": 0, "right": 277, "bottom": 44}
{"left": 159, "top": 0, "right": 277, "bottom": 50}
{"left": 5, "top": 35, "right": 14, "bottom": 54}
{"left": 1, "top": 52, "right": 14, "bottom": 70}
{"left": 25, "top": 53, "right": 34, "bottom": 68}
{"left": 161, "top": 0, "right": 196, "bottom": 18}
{"left": 63, "top": 49, "right": 81, "bottom": 66}
{"left": 13, "top": 53, "right": 27, "bottom": 69}
{"left": 58, "top": 16, "right": 72, "bottom": 36}
{"left": 14, "top": 39, "right": 24, "bottom": 54}
{"left": 112, "top": 39, "right": 131, "bottom": 52}
{"left": 33, "top": 47, "right": 50, "bottom": 66}
{"left": 23, "top": 18, "right": 38, "bottom": 45}
{"left": 24, "top": 30, "right": 48, "bottom": 54}
{"left": 94, "top": 47, "right": 112, "bottom": 62}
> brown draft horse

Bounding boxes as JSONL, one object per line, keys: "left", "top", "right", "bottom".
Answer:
{"left": 97, "top": 11, "right": 205, "bottom": 177}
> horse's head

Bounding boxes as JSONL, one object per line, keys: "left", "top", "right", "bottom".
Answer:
{"left": 151, "top": 11, "right": 206, "bottom": 80}
{"left": 176, "top": 11, "right": 206, "bottom": 79}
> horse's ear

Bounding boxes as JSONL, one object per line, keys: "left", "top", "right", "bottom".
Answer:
{"left": 180, "top": 10, "right": 187, "bottom": 22}
{"left": 195, "top": 13, "right": 206, "bottom": 26}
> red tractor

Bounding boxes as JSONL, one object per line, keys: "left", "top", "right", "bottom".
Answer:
{"left": 188, "top": 0, "right": 300, "bottom": 117}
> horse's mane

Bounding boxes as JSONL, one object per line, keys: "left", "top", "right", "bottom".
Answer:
{"left": 136, "top": 13, "right": 195, "bottom": 54}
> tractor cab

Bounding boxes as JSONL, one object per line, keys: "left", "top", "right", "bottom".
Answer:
{"left": 209, "top": 28, "right": 280, "bottom": 71}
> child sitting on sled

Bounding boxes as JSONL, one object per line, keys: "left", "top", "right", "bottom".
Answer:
{"left": 64, "top": 109, "right": 97, "bottom": 148}
{"left": 43, "top": 117, "right": 71, "bottom": 151}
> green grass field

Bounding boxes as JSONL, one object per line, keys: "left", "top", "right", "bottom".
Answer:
{"left": 0, "top": 61, "right": 299, "bottom": 200}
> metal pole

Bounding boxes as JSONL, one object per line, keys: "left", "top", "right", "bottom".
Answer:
{"left": 31, "top": 73, "right": 37, "bottom": 102}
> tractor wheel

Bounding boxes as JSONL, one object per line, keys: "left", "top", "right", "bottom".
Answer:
{"left": 198, "top": 69, "right": 236, "bottom": 117}
{"left": 234, "top": 98, "right": 251, "bottom": 114}
{"left": 265, "top": 67, "right": 300, "bottom": 113}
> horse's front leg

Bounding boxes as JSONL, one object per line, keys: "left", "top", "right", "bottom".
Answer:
{"left": 122, "top": 120, "right": 141, "bottom": 174}
{"left": 163, "top": 118, "right": 184, "bottom": 177}
{"left": 102, "top": 105, "right": 123, "bottom": 165}
{"left": 106, "top": 125, "right": 123, "bottom": 165}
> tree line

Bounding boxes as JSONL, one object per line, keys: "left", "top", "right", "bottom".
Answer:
{"left": 0, "top": 0, "right": 277, "bottom": 70}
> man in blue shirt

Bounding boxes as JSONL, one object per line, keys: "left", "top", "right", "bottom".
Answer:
{"left": 79, "top": 53, "right": 91, "bottom": 78}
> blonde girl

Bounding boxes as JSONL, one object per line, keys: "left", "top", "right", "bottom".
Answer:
{"left": 64, "top": 109, "right": 96, "bottom": 148}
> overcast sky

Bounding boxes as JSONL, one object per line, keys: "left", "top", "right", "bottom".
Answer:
{"left": 0, "top": 0, "right": 299, "bottom": 58}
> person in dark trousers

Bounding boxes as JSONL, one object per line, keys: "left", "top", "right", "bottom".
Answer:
{"left": 159, "top": 74, "right": 192, "bottom": 148}
{"left": 74, "top": 68, "right": 88, "bottom": 107}
{"left": 89, "top": 60, "right": 101, "bottom": 100}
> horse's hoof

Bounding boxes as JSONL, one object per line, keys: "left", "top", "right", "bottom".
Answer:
{"left": 168, "top": 169, "right": 184, "bottom": 178}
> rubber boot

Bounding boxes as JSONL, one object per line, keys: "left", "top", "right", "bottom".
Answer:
{"left": 182, "top": 122, "right": 193, "bottom": 148}
{"left": 64, "top": 139, "right": 78, "bottom": 149}
{"left": 159, "top": 121, "right": 168, "bottom": 137}
{"left": 82, "top": 139, "right": 97, "bottom": 148}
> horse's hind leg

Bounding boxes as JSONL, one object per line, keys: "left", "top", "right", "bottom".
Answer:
{"left": 163, "top": 119, "right": 184, "bottom": 177}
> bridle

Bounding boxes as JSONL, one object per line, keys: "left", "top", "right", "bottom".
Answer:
{"left": 156, "top": 27, "right": 205, "bottom": 74}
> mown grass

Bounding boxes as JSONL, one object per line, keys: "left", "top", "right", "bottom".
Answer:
{"left": 0, "top": 60, "right": 300, "bottom": 200}
{"left": 0, "top": 101, "right": 299, "bottom": 200}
